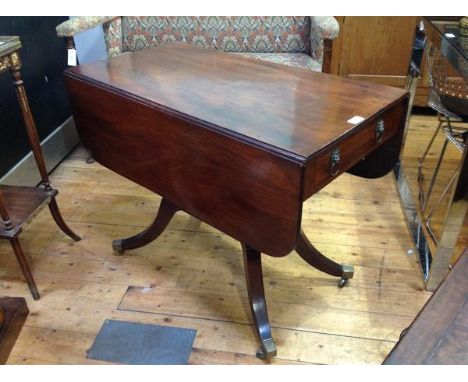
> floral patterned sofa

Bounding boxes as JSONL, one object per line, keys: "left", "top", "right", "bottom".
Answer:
{"left": 56, "top": 16, "right": 339, "bottom": 73}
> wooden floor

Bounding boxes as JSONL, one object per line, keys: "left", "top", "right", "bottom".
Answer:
{"left": 1, "top": 113, "right": 464, "bottom": 365}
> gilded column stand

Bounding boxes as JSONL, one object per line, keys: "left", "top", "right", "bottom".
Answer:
{"left": 0, "top": 36, "right": 81, "bottom": 299}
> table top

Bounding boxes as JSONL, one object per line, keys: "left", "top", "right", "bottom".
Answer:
{"left": 0, "top": 185, "right": 56, "bottom": 239}
{"left": 66, "top": 44, "right": 407, "bottom": 162}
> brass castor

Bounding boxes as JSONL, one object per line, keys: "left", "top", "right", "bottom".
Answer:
{"left": 338, "top": 277, "right": 349, "bottom": 288}
{"left": 256, "top": 338, "right": 277, "bottom": 360}
{"left": 338, "top": 264, "right": 354, "bottom": 288}
{"left": 112, "top": 239, "right": 124, "bottom": 252}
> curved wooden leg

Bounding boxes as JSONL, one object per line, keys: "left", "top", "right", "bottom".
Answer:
{"left": 48, "top": 197, "right": 81, "bottom": 242}
{"left": 241, "top": 243, "right": 277, "bottom": 359}
{"left": 10, "top": 238, "right": 40, "bottom": 300}
{"left": 112, "top": 198, "right": 179, "bottom": 252}
{"left": 296, "top": 229, "right": 354, "bottom": 288}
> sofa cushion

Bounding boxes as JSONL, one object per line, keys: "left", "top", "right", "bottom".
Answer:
{"left": 121, "top": 16, "right": 311, "bottom": 54}
{"left": 235, "top": 53, "right": 322, "bottom": 72}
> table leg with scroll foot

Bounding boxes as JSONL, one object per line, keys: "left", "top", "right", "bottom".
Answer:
{"left": 241, "top": 243, "right": 277, "bottom": 359}
{"left": 48, "top": 198, "right": 81, "bottom": 242}
{"left": 296, "top": 229, "right": 354, "bottom": 288}
{"left": 112, "top": 198, "right": 179, "bottom": 252}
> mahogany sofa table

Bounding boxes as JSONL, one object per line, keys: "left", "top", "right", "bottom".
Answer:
{"left": 64, "top": 44, "right": 409, "bottom": 359}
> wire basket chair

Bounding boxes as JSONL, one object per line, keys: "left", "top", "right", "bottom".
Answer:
{"left": 417, "top": 41, "right": 468, "bottom": 244}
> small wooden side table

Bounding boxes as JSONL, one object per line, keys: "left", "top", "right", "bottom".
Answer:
{"left": 0, "top": 36, "right": 81, "bottom": 300}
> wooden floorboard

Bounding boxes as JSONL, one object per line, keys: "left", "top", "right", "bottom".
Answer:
{"left": 1, "top": 113, "right": 464, "bottom": 364}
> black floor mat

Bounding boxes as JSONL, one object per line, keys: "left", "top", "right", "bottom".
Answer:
{"left": 87, "top": 319, "right": 197, "bottom": 365}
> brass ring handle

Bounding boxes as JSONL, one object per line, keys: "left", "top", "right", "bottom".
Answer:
{"left": 330, "top": 148, "right": 341, "bottom": 176}
{"left": 376, "top": 119, "right": 385, "bottom": 143}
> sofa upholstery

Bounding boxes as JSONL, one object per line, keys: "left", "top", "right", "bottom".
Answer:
{"left": 57, "top": 16, "right": 339, "bottom": 72}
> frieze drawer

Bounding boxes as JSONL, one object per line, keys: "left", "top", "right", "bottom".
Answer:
{"left": 303, "top": 103, "right": 405, "bottom": 199}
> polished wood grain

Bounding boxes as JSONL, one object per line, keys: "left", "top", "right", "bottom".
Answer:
{"left": 384, "top": 249, "right": 468, "bottom": 364}
{"left": 296, "top": 229, "right": 350, "bottom": 279}
{"left": 64, "top": 44, "right": 409, "bottom": 258}
{"left": 0, "top": 186, "right": 56, "bottom": 239}
{"left": 63, "top": 44, "right": 410, "bottom": 358}
{"left": 112, "top": 198, "right": 180, "bottom": 251}
{"left": 304, "top": 100, "right": 408, "bottom": 197}
{"left": 66, "top": 43, "right": 408, "bottom": 161}
{"left": 348, "top": 98, "right": 409, "bottom": 180}
{"left": 0, "top": 297, "right": 28, "bottom": 364}
{"left": 65, "top": 73, "right": 303, "bottom": 257}
{"left": 10, "top": 59, "right": 52, "bottom": 190}
{"left": 241, "top": 244, "right": 276, "bottom": 359}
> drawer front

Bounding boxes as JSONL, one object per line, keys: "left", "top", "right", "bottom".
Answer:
{"left": 303, "top": 102, "right": 405, "bottom": 199}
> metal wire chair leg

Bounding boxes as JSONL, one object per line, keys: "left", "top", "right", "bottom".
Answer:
{"left": 420, "top": 118, "right": 444, "bottom": 162}
{"left": 423, "top": 138, "right": 449, "bottom": 211}
{"left": 418, "top": 118, "right": 444, "bottom": 207}
{"left": 425, "top": 165, "right": 460, "bottom": 243}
